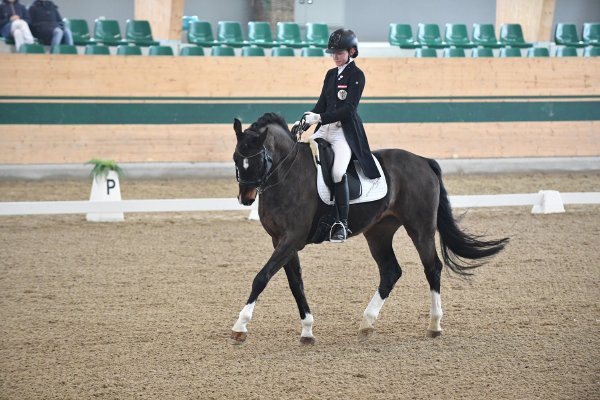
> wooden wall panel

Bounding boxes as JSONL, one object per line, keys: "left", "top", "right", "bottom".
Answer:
{"left": 1, "top": 122, "right": 598, "bottom": 164}
{"left": 1, "top": 56, "right": 599, "bottom": 98}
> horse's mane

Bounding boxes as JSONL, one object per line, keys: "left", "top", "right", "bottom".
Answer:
{"left": 248, "top": 112, "right": 290, "bottom": 135}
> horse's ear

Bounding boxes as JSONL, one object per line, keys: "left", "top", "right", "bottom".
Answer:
{"left": 233, "top": 118, "right": 243, "bottom": 140}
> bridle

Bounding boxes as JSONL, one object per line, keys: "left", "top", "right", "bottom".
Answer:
{"left": 235, "top": 141, "right": 300, "bottom": 194}
{"left": 235, "top": 145, "right": 273, "bottom": 189}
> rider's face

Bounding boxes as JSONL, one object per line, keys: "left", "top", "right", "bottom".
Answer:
{"left": 332, "top": 49, "right": 349, "bottom": 67}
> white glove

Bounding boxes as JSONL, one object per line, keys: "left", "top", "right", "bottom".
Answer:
{"left": 290, "top": 120, "right": 301, "bottom": 136}
{"left": 303, "top": 112, "right": 321, "bottom": 126}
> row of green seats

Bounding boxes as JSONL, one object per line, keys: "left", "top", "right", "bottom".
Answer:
{"left": 415, "top": 46, "right": 600, "bottom": 57}
{"left": 389, "top": 23, "right": 534, "bottom": 49}
{"left": 391, "top": 22, "right": 600, "bottom": 49}
{"left": 555, "top": 23, "right": 600, "bottom": 47}
{"left": 16, "top": 44, "right": 327, "bottom": 57}
{"left": 64, "top": 18, "right": 159, "bottom": 47}
{"left": 187, "top": 20, "right": 328, "bottom": 49}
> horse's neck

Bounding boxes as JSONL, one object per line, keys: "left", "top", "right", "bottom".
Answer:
{"left": 267, "top": 126, "right": 296, "bottom": 163}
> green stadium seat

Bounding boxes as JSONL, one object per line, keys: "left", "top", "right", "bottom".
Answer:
{"left": 179, "top": 46, "right": 204, "bottom": 56}
{"left": 583, "top": 23, "right": 600, "bottom": 46}
{"left": 554, "top": 23, "right": 585, "bottom": 48}
{"left": 217, "top": 21, "right": 246, "bottom": 48}
{"left": 182, "top": 15, "right": 199, "bottom": 31}
{"left": 527, "top": 47, "right": 549, "bottom": 57}
{"left": 125, "top": 19, "right": 160, "bottom": 46}
{"left": 148, "top": 45, "right": 174, "bottom": 56}
{"left": 415, "top": 48, "right": 437, "bottom": 57}
{"left": 555, "top": 46, "right": 578, "bottom": 57}
{"left": 305, "top": 23, "right": 328, "bottom": 48}
{"left": 271, "top": 47, "right": 295, "bottom": 56}
{"left": 416, "top": 23, "right": 448, "bottom": 48}
{"left": 388, "top": 23, "right": 421, "bottom": 48}
{"left": 94, "top": 19, "right": 129, "bottom": 46}
{"left": 247, "top": 21, "right": 276, "bottom": 48}
{"left": 51, "top": 44, "right": 78, "bottom": 54}
{"left": 300, "top": 47, "right": 324, "bottom": 57}
{"left": 84, "top": 44, "right": 110, "bottom": 55}
{"left": 471, "top": 47, "right": 494, "bottom": 57}
{"left": 584, "top": 46, "right": 600, "bottom": 56}
{"left": 116, "top": 45, "right": 142, "bottom": 55}
{"left": 443, "top": 48, "right": 465, "bottom": 57}
{"left": 210, "top": 45, "right": 235, "bottom": 56}
{"left": 499, "top": 23, "right": 533, "bottom": 48}
{"left": 18, "top": 43, "right": 45, "bottom": 54}
{"left": 63, "top": 18, "right": 95, "bottom": 45}
{"left": 188, "top": 21, "right": 217, "bottom": 47}
{"left": 472, "top": 23, "right": 503, "bottom": 48}
{"left": 444, "top": 24, "right": 476, "bottom": 48}
{"left": 499, "top": 47, "right": 522, "bottom": 57}
{"left": 276, "top": 22, "right": 305, "bottom": 48}
{"left": 241, "top": 45, "right": 265, "bottom": 56}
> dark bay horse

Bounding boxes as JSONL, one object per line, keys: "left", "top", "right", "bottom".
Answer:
{"left": 230, "top": 112, "right": 508, "bottom": 344}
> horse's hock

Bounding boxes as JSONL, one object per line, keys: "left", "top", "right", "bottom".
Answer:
{"left": 0, "top": 56, "right": 598, "bottom": 164}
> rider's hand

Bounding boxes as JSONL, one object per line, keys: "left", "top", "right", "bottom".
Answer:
{"left": 303, "top": 112, "right": 321, "bottom": 126}
{"left": 290, "top": 120, "right": 301, "bottom": 136}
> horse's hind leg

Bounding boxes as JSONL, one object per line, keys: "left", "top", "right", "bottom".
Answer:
{"left": 284, "top": 251, "right": 315, "bottom": 345}
{"left": 360, "top": 218, "right": 402, "bottom": 340}
{"left": 405, "top": 225, "right": 444, "bottom": 337}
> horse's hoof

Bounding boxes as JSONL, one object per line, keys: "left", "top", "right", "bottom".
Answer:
{"left": 427, "top": 330, "right": 442, "bottom": 338}
{"left": 358, "top": 327, "right": 375, "bottom": 341}
{"left": 299, "top": 336, "right": 316, "bottom": 345}
{"left": 229, "top": 331, "right": 247, "bottom": 345}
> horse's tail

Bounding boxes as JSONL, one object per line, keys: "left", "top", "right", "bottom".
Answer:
{"left": 427, "top": 159, "right": 509, "bottom": 275}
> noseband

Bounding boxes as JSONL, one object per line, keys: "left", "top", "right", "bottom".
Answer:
{"left": 235, "top": 146, "right": 273, "bottom": 189}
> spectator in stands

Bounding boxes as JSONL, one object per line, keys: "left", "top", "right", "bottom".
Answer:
{"left": 0, "top": 0, "right": 34, "bottom": 50}
{"left": 293, "top": 29, "right": 380, "bottom": 243}
{"left": 28, "top": 0, "right": 72, "bottom": 47}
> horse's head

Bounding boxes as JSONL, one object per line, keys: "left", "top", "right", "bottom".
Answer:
{"left": 233, "top": 118, "right": 271, "bottom": 205}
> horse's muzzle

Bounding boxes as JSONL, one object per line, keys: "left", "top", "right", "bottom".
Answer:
{"left": 238, "top": 186, "right": 257, "bottom": 206}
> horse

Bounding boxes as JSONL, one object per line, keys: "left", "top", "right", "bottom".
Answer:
{"left": 230, "top": 112, "right": 508, "bottom": 344}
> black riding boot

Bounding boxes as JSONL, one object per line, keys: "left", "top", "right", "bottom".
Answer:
{"left": 330, "top": 174, "right": 352, "bottom": 243}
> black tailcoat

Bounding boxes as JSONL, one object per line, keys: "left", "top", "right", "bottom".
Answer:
{"left": 311, "top": 61, "right": 380, "bottom": 179}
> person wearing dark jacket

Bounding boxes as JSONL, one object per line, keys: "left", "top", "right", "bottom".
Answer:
{"left": 0, "top": 0, "right": 34, "bottom": 50}
{"left": 293, "top": 28, "right": 380, "bottom": 243}
{"left": 28, "top": 0, "right": 72, "bottom": 46}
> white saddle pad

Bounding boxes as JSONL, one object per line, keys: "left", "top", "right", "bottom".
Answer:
{"left": 316, "top": 156, "right": 388, "bottom": 205}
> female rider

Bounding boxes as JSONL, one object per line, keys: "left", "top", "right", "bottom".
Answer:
{"left": 294, "top": 29, "right": 380, "bottom": 243}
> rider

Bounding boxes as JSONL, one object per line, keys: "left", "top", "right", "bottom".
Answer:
{"left": 294, "top": 28, "right": 381, "bottom": 243}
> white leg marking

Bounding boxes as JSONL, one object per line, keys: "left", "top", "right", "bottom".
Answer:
{"left": 242, "top": 158, "right": 249, "bottom": 170}
{"left": 232, "top": 302, "right": 255, "bottom": 333}
{"left": 359, "top": 290, "right": 386, "bottom": 330}
{"left": 300, "top": 313, "right": 315, "bottom": 338}
{"left": 429, "top": 290, "right": 443, "bottom": 333}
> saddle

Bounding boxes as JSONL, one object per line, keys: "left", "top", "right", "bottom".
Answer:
{"left": 314, "top": 138, "right": 362, "bottom": 201}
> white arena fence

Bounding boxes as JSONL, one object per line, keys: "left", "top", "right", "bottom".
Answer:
{"left": 0, "top": 191, "right": 599, "bottom": 219}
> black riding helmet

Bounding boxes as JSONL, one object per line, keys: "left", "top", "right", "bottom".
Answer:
{"left": 326, "top": 28, "right": 358, "bottom": 58}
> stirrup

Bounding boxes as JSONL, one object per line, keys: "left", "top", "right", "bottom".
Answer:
{"left": 330, "top": 221, "right": 348, "bottom": 243}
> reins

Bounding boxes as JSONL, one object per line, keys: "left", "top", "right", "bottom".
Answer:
{"left": 256, "top": 143, "right": 301, "bottom": 193}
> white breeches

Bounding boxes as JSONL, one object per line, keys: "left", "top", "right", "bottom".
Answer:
{"left": 10, "top": 19, "right": 34, "bottom": 51}
{"left": 313, "top": 123, "right": 352, "bottom": 183}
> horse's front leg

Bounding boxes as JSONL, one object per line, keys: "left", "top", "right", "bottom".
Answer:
{"left": 284, "top": 251, "right": 315, "bottom": 345}
{"left": 229, "top": 241, "right": 296, "bottom": 345}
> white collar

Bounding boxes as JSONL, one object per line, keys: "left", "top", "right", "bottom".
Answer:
{"left": 337, "top": 58, "right": 353, "bottom": 75}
